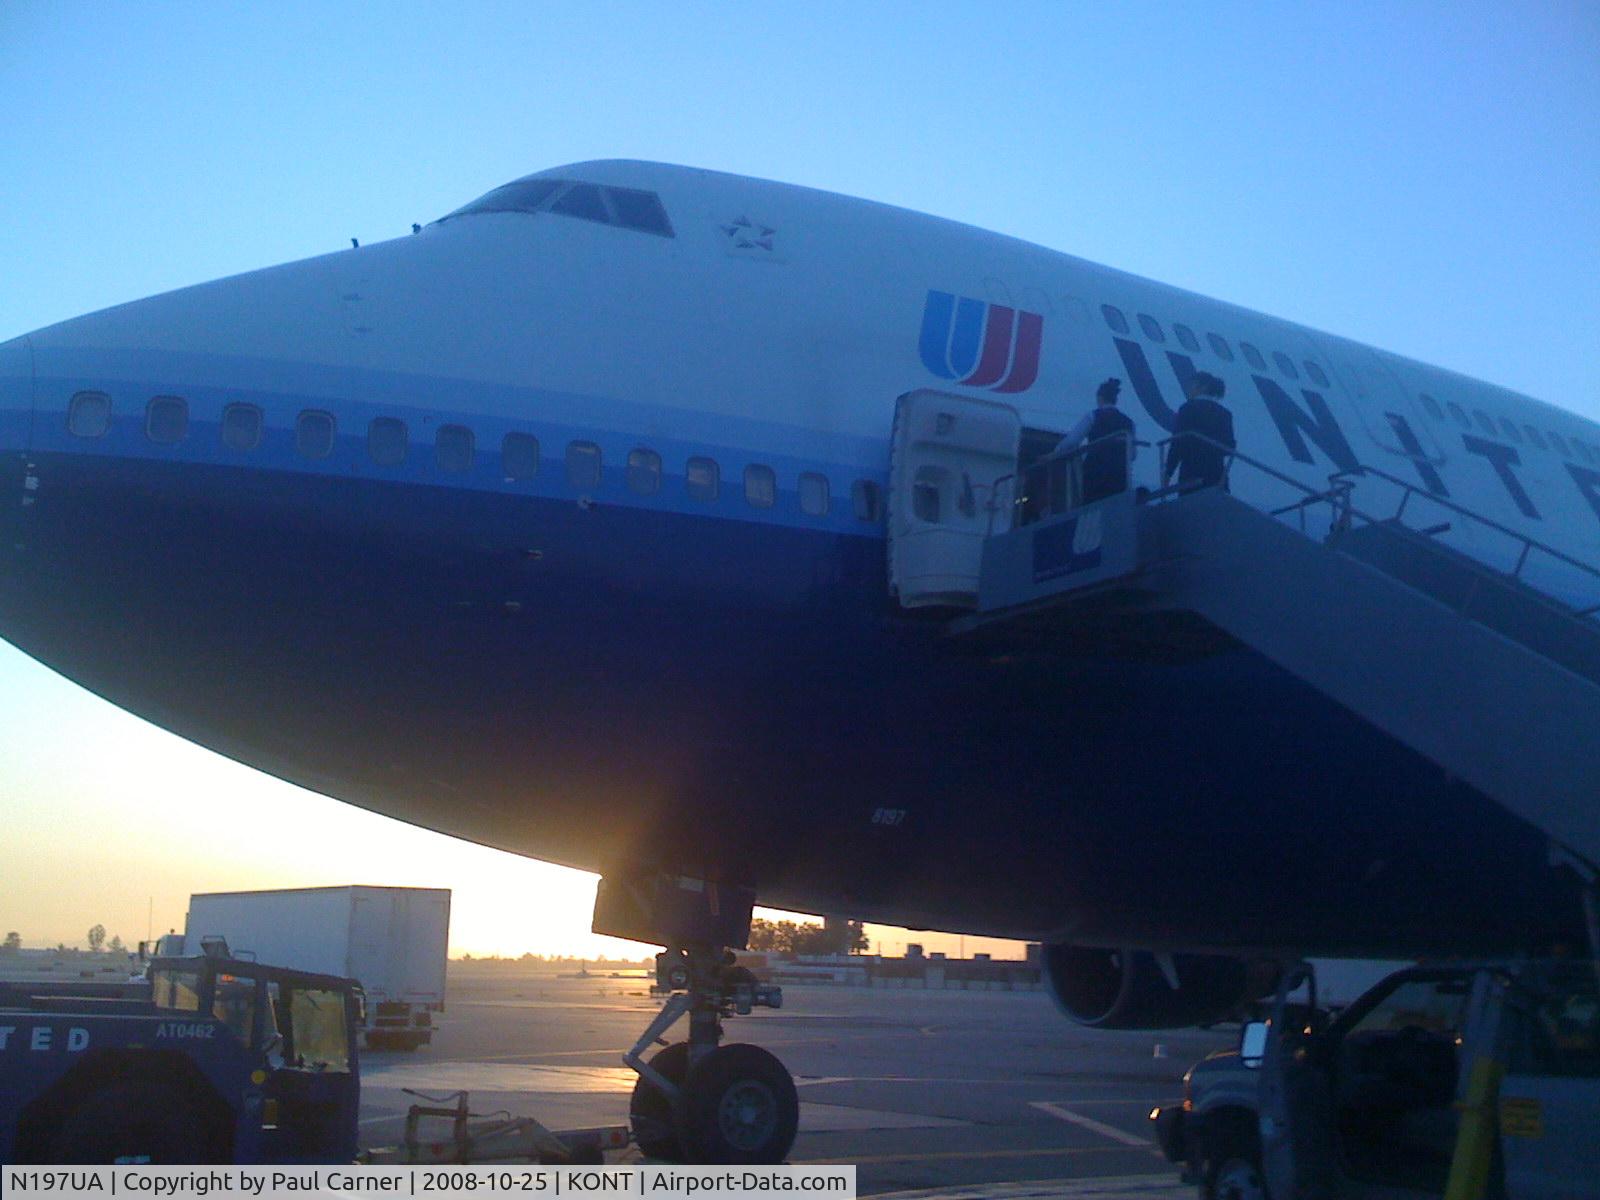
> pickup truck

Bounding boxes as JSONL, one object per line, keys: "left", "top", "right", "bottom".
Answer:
{"left": 1152, "top": 960, "right": 1600, "bottom": 1199}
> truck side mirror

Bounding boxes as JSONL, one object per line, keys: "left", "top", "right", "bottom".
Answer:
{"left": 1239, "top": 1020, "right": 1269, "bottom": 1067}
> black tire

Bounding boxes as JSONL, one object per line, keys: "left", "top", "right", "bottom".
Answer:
{"left": 679, "top": 1043, "right": 798, "bottom": 1165}
{"left": 1205, "top": 1155, "right": 1268, "bottom": 1200}
{"left": 47, "top": 1080, "right": 225, "bottom": 1164}
{"left": 630, "top": 1041, "right": 690, "bottom": 1161}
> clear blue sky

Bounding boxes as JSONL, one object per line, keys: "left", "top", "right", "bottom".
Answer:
{"left": 2, "top": 2, "right": 1596, "bottom": 953}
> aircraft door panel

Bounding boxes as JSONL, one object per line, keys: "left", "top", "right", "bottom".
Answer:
{"left": 888, "top": 389, "right": 1022, "bottom": 608}
{"left": 1310, "top": 335, "right": 1447, "bottom": 464}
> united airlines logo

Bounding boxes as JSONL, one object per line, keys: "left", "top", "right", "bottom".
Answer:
{"left": 918, "top": 290, "right": 1043, "bottom": 394}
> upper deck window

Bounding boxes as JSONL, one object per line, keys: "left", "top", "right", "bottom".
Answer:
{"left": 1523, "top": 425, "right": 1548, "bottom": 450}
{"left": 1420, "top": 393, "right": 1444, "bottom": 421}
{"left": 1174, "top": 324, "right": 1200, "bottom": 352}
{"left": 1500, "top": 418, "right": 1523, "bottom": 444}
{"left": 1137, "top": 314, "right": 1166, "bottom": 343}
{"left": 1548, "top": 431, "right": 1572, "bottom": 457}
{"left": 1241, "top": 343, "right": 1267, "bottom": 371}
{"left": 1100, "top": 305, "right": 1129, "bottom": 335}
{"left": 1207, "top": 334, "right": 1234, "bottom": 362}
{"left": 1304, "top": 361, "right": 1331, "bottom": 388}
{"left": 1473, "top": 410, "right": 1498, "bottom": 438}
{"left": 1272, "top": 352, "right": 1299, "bottom": 380}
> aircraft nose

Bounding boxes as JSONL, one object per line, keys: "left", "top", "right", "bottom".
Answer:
{"left": 0, "top": 334, "right": 33, "bottom": 454}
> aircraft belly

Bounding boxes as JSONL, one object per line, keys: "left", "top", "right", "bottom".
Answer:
{"left": 0, "top": 452, "right": 1583, "bottom": 957}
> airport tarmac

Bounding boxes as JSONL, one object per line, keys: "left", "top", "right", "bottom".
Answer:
{"left": 359, "top": 962, "right": 1232, "bottom": 1197}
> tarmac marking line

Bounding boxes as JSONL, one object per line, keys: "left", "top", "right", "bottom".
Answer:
{"left": 1028, "top": 1101, "right": 1155, "bottom": 1151}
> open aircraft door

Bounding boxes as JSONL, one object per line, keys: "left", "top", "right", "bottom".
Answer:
{"left": 888, "top": 389, "right": 1022, "bottom": 608}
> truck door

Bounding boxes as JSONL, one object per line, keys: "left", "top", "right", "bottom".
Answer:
{"left": 1498, "top": 964, "right": 1600, "bottom": 1197}
{"left": 887, "top": 389, "right": 1022, "bottom": 608}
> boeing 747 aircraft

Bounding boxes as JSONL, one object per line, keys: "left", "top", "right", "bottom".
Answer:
{"left": 3, "top": 161, "right": 1598, "bottom": 1161}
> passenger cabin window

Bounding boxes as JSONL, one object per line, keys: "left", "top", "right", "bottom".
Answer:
{"left": 627, "top": 447, "right": 662, "bottom": 494}
{"left": 221, "top": 403, "right": 263, "bottom": 451}
{"left": 1100, "top": 305, "right": 1129, "bottom": 335}
{"left": 1474, "top": 410, "right": 1498, "bottom": 438}
{"left": 744, "top": 464, "right": 776, "bottom": 509}
{"left": 1305, "top": 361, "right": 1331, "bottom": 388}
{"left": 1174, "top": 324, "right": 1200, "bottom": 352}
{"left": 606, "top": 187, "right": 674, "bottom": 236}
{"left": 1446, "top": 402, "right": 1471, "bottom": 428}
{"left": 1420, "top": 393, "right": 1445, "bottom": 421}
{"left": 68, "top": 391, "right": 111, "bottom": 438}
{"left": 296, "top": 410, "right": 335, "bottom": 459}
{"left": 1272, "top": 352, "right": 1299, "bottom": 380}
{"left": 1241, "top": 343, "right": 1267, "bottom": 371}
{"left": 502, "top": 433, "right": 539, "bottom": 479}
{"left": 567, "top": 440, "right": 602, "bottom": 490}
{"left": 368, "top": 417, "right": 408, "bottom": 466}
{"left": 551, "top": 183, "right": 609, "bottom": 224}
{"left": 1500, "top": 419, "right": 1524, "bottom": 444}
{"left": 852, "top": 479, "right": 883, "bottom": 523}
{"left": 146, "top": 396, "right": 188, "bottom": 444}
{"left": 1524, "top": 425, "right": 1548, "bottom": 450}
{"left": 1138, "top": 314, "right": 1165, "bottom": 343}
{"left": 798, "top": 472, "right": 830, "bottom": 516}
{"left": 686, "top": 456, "right": 720, "bottom": 501}
{"left": 435, "top": 424, "right": 475, "bottom": 473}
{"left": 1207, "top": 334, "right": 1234, "bottom": 362}
{"left": 1548, "top": 432, "right": 1572, "bottom": 457}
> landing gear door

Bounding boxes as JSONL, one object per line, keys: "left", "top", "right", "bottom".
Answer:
{"left": 888, "top": 390, "right": 1022, "bottom": 608}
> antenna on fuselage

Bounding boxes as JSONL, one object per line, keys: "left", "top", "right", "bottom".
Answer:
{"left": 350, "top": 237, "right": 359, "bottom": 249}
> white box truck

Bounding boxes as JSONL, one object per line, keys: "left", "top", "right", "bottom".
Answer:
{"left": 184, "top": 885, "right": 450, "bottom": 1051}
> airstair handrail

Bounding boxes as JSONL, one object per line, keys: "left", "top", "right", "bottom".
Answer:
{"left": 1328, "top": 461, "right": 1600, "bottom": 610}
{"left": 1153, "top": 432, "right": 1600, "bottom": 628}
{"left": 988, "top": 432, "right": 1138, "bottom": 535}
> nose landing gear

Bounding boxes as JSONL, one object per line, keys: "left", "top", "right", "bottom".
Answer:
{"left": 596, "top": 872, "right": 798, "bottom": 1164}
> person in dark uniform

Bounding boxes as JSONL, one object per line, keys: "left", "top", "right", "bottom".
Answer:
{"left": 1057, "top": 377, "right": 1136, "bottom": 504}
{"left": 1163, "top": 371, "right": 1235, "bottom": 490}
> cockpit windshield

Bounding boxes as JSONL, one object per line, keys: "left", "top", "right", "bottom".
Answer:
{"left": 440, "top": 177, "right": 673, "bottom": 237}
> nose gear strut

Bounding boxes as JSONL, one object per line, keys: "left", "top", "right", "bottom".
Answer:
{"left": 596, "top": 871, "right": 797, "bottom": 1164}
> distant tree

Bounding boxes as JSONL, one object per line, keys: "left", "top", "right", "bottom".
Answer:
{"left": 1, "top": 931, "right": 20, "bottom": 954}
{"left": 87, "top": 924, "right": 106, "bottom": 953}
{"left": 108, "top": 935, "right": 125, "bottom": 954}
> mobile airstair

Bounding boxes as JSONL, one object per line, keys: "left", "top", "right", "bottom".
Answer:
{"left": 887, "top": 389, "right": 1600, "bottom": 870}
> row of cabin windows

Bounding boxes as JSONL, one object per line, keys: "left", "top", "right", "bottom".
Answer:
{"left": 1100, "top": 304, "right": 1332, "bottom": 388}
{"left": 65, "top": 391, "right": 885, "bottom": 521}
{"left": 1099, "top": 306, "right": 1598, "bottom": 466}
{"left": 1418, "top": 393, "right": 1600, "bottom": 465}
